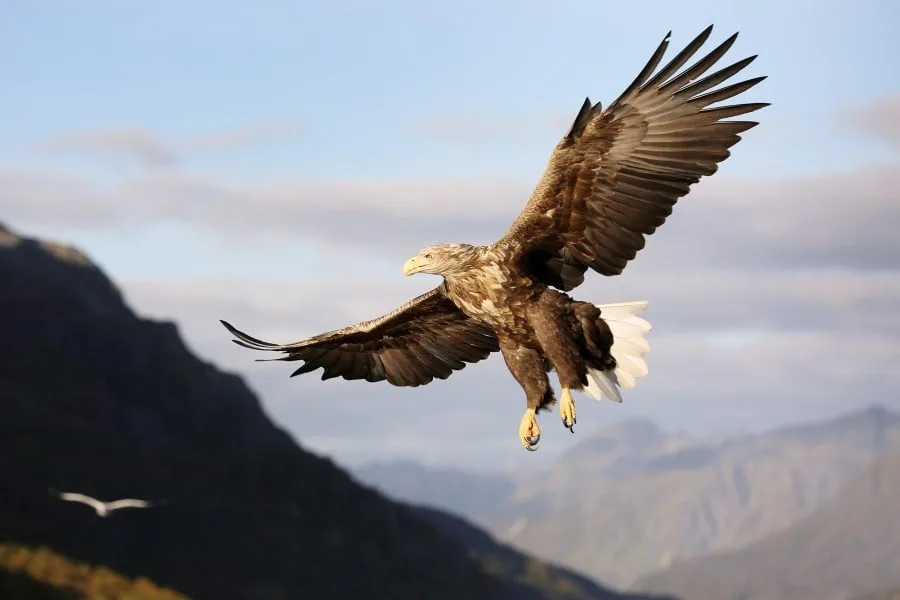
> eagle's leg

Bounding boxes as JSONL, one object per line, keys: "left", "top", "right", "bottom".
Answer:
{"left": 519, "top": 408, "right": 541, "bottom": 452}
{"left": 528, "top": 291, "right": 587, "bottom": 434}
{"left": 498, "top": 336, "right": 555, "bottom": 451}
{"left": 560, "top": 387, "right": 576, "bottom": 432}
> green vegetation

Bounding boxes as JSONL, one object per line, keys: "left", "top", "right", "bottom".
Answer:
{"left": 0, "top": 543, "right": 186, "bottom": 599}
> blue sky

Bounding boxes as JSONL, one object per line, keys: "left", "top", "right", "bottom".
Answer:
{"left": 3, "top": 0, "right": 899, "bottom": 470}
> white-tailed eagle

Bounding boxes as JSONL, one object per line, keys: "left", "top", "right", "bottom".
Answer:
{"left": 222, "top": 26, "right": 768, "bottom": 450}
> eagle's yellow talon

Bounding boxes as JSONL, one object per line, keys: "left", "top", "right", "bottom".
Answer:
{"left": 560, "top": 387, "right": 576, "bottom": 432}
{"left": 519, "top": 408, "right": 541, "bottom": 451}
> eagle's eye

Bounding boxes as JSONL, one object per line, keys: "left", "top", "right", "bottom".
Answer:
{"left": 424, "top": 252, "right": 433, "bottom": 260}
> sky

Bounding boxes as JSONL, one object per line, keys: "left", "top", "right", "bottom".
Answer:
{"left": 3, "top": 0, "right": 899, "bottom": 472}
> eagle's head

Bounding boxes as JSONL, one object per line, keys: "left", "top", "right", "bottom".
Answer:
{"left": 402, "top": 243, "right": 479, "bottom": 277}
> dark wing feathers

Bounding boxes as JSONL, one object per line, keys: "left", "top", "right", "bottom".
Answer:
{"left": 498, "top": 25, "right": 768, "bottom": 286}
{"left": 221, "top": 285, "right": 498, "bottom": 387}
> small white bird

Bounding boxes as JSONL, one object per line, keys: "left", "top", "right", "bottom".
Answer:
{"left": 50, "top": 489, "right": 153, "bottom": 518}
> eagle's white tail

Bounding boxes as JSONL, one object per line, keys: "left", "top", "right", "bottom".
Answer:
{"left": 582, "top": 300, "right": 652, "bottom": 403}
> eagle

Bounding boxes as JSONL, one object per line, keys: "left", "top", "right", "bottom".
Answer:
{"left": 222, "top": 25, "right": 768, "bottom": 451}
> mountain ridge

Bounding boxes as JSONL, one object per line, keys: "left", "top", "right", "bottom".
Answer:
{"left": 356, "top": 401, "right": 900, "bottom": 587}
{"left": 632, "top": 449, "right": 900, "bottom": 600}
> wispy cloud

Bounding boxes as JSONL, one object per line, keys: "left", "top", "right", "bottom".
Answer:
{"left": 2, "top": 159, "right": 897, "bottom": 272}
{"left": 841, "top": 92, "right": 900, "bottom": 148}
{"left": 28, "top": 118, "right": 302, "bottom": 169}
{"left": 183, "top": 118, "right": 301, "bottom": 152}
{"left": 408, "top": 112, "right": 573, "bottom": 143}
{"left": 31, "top": 128, "right": 179, "bottom": 168}
{"left": 0, "top": 168, "right": 527, "bottom": 250}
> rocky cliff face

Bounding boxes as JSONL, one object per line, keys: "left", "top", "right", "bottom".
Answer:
{"left": 0, "top": 223, "right": 671, "bottom": 600}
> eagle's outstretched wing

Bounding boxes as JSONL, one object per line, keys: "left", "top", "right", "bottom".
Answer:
{"left": 496, "top": 25, "right": 768, "bottom": 290}
{"left": 221, "top": 285, "right": 499, "bottom": 387}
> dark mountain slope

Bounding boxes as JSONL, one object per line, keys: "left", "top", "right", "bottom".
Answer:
{"left": 0, "top": 222, "right": 669, "bottom": 600}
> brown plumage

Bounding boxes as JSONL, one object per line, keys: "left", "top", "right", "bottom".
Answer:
{"left": 222, "top": 25, "right": 768, "bottom": 451}
{"left": 223, "top": 283, "right": 498, "bottom": 387}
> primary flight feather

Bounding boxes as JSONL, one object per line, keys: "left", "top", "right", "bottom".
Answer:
{"left": 222, "top": 25, "right": 768, "bottom": 451}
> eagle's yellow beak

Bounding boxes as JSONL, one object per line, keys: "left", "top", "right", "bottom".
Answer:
{"left": 402, "top": 256, "right": 421, "bottom": 277}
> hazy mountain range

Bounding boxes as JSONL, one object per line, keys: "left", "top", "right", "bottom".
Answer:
{"left": 355, "top": 405, "right": 900, "bottom": 588}
{"left": 633, "top": 448, "right": 900, "bottom": 600}
{"left": 0, "top": 221, "right": 673, "bottom": 600}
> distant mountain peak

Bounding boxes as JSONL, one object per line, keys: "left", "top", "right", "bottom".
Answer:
{"left": 37, "top": 239, "right": 94, "bottom": 267}
{"left": 633, "top": 449, "right": 900, "bottom": 600}
{"left": 0, "top": 222, "right": 20, "bottom": 247}
{"left": 819, "top": 403, "right": 898, "bottom": 427}
{"left": 854, "top": 403, "right": 898, "bottom": 422}
{"left": 0, "top": 223, "right": 95, "bottom": 268}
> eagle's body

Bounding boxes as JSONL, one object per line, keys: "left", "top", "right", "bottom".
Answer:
{"left": 441, "top": 245, "right": 536, "bottom": 334}
{"left": 222, "top": 26, "right": 768, "bottom": 450}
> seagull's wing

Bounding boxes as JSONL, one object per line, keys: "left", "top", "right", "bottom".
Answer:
{"left": 58, "top": 492, "right": 104, "bottom": 510}
{"left": 106, "top": 499, "right": 152, "bottom": 510}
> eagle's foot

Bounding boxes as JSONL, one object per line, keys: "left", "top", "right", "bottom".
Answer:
{"left": 560, "top": 387, "right": 576, "bottom": 433}
{"left": 519, "top": 408, "right": 541, "bottom": 451}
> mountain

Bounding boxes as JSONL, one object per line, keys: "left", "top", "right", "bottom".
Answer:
{"left": 632, "top": 450, "right": 900, "bottom": 600}
{"left": 414, "top": 508, "right": 676, "bottom": 600}
{"left": 487, "top": 419, "right": 702, "bottom": 525}
{"left": 353, "top": 460, "right": 516, "bottom": 521}
{"left": 359, "top": 403, "right": 900, "bottom": 587}
{"left": 0, "top": 222, "right": 672, "bottom": 600}
{"left": 494, "top": 405, "right": 900, "bottom": 586}
{"left": 354, "top": 419, "right": 696, "bottom": 527}
{"left": 854, "top": 591, "right": 900, "bottom": 600}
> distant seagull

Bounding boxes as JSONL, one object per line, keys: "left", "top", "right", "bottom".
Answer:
{"left": 49, "top": 489, "right": 154, "bottom": 517}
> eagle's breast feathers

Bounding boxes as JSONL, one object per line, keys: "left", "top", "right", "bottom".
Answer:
{"left": 444, "top": 247, "right": 539, "bottom": 336}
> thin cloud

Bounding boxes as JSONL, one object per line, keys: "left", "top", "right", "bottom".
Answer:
{"left": 28, "top": 118, "right": 302, "bottom": 169}
{"left": 0, "top": 168, "right": 527, "bottom": 250}
{"left": 31, "top": 128, "right": 179, "bottom": 168}
{"left": 184, "top": 118, "right": 301, "bottom": 152}
{"left": 408, "top": 112, "right": 573, "bottom": 143}
{"left": 122, "top": 268, "right": 900, "bottom": 354}
{"left": 841, "top": 92, "right": 900, "bottom": 148}
{"left": 2, "top": 160, "right": 898, "bottom": 272}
